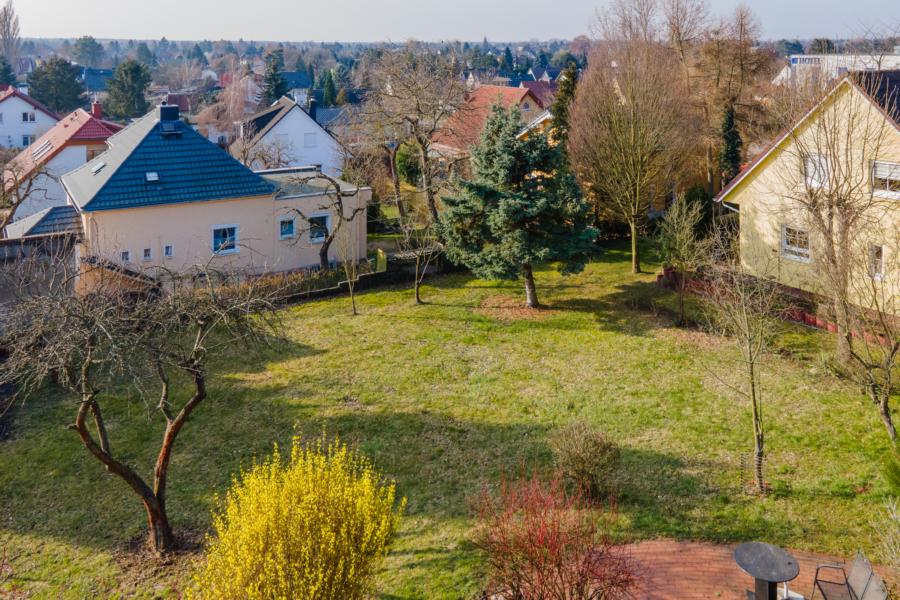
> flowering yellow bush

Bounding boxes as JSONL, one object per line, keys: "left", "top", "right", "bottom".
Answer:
{"left": 189, "top": 436, "right": 404, "bottom": 600}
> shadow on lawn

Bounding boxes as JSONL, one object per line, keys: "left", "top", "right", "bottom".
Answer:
{"left": 552, "top": 280, "right": 676, "bottom": 337}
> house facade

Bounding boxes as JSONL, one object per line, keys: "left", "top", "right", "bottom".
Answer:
{"left": 231, "top": 96, "right": 342, "bottom": 175}
{"left": 3, "top": 104, "right": 122, "bottom": 223}
{"left": 0, "top": 86, "right": 59, "bottom": 148}
{"left": 40, "top": 105, "right": 367, "bottom": 292}
{"left": 717, "top": 72, "right": 900, "bottom": 307}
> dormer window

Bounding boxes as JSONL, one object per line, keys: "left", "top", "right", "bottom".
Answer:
{"left": 91, "top": 162, "right": 106, "bottom": 175}
{"left": 145, "top": 172, "right": 160, "bottom": 182}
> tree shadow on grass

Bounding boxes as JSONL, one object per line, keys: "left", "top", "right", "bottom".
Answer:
{"left": 551, "top": 280, "right": 677, "bottom": 337}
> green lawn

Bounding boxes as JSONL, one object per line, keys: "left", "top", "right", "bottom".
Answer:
{"left": 1, "top": 243, "right": 895, "bottom": 599}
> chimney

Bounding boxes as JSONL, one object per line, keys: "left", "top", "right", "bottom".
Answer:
{"left": 90, "top": 101, "right": 103, "bottom": 119}
{"left": 159, "top": 103, "right": 179, "bottom": 122}
{"left": 308, "top": 98, "right": 317, "bottom": 121}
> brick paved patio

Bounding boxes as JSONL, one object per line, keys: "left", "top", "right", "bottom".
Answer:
{"left": 626, "top": 540, "right": 896, "bottom": 599}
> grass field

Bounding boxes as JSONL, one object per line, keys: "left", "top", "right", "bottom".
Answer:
{"left": 0, "top": 242, "right": 895, "bottom": 599}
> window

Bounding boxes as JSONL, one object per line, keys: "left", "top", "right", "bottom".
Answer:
{"left": 309, "top": 215, "right": 329, "bottom": 243}
{"left": 782, "top": 225, "right": 811, "bottom": 262}
{"left": 303, "top": 132, "right": 317, "bottom": 148}
{"left": 142, "top": 248, "right": 152, "bottom": 261}
{"left": 21, "top": 135, "right": 34, "bottom": 147}
{"left": 522, "top": 101, "right": 531, "bottom": 111}
{"left": 870, "top": 244, "right": 885, "bottom": 279}
{"left": 164, "top": 245, "right": 174, "bottom": 259}
{"left": 872, "top": 161, "right": 900, "bottom": 197}
{"left": 0, "top": 113, "right": 4, "bottom": 123}
{"left": 120, "top": 250, "right": 132, "bottom": 263}
{"left": 22, "top": 111, "right": 35, "bottom": 123}
{"left": 145, "top": 172, "right": 159, "bottom": 182}
{"left": 279, "top": 217, "right": 295, "bottom": 239}
{"left": 212, "top": 225, "right": 238, "bottom": 254}
{"left": 804, "top": 153, "right": 829, "bottom": 188}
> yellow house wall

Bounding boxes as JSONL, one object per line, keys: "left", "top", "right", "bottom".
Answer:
{"left": 728, "top": 81, "right": 900, "bottom": 306}
{"left": 74, "top": 189, "right": 370, "bottom": 291}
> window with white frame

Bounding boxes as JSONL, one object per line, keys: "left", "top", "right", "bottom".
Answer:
{"left": 142, "top": 248, "right": 152, "bottom": 261}
{"left": 279, "top": 217, "right": 296, "bottom": 239}
{"left": 872, "top": 161, "right": 900, "bottom": 197}
{"left": 303, "top": 132, "right": 317, "bottom": 148}
{"left": 804, "top": 153, "right": 829, "bottom": 189}
{"left": 212, "top": 225, "right": 238, "bottom": 254}
{"left": 308, "top": 215, "right": 329, "bottom": 243}
{"left": 22, "top": 111, "right": 35, "bottom": 123}
{"left": 21, "top": 135, "right": 34, "bottom": 147}
{"left": 782, "top": 225, "right": 811, "bottom": 262}
{"left": 869, "top": 244, "right": 885, "bottom": 279}
{"left": 120, "top": 250, "right": 132, "bottom": 263}
{"left": 164, "top": 244, "right": 174, "bottom": 259}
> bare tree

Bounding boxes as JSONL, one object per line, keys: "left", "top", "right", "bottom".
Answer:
{"left": 0, "top": 1, "right": 19, "bottom": 67}
{"left": 840, "top": 232, "right": 900, "bottom": 444}
{"left": 395, "top": 201, "right": 441, "bottom": 304}
{"left": 365, "top": 42, "right": 467, "bottom": 223}
{"left": 233, "top": 124, "right": 296, "bottom": 170}
{"left": 568, "top": 37, "right": 696, "bottom": 273}
{"left": 0, "top": 258, "right": 282, "bottom": 554}
{"left": 657, "top": 194, "right": 711, "bottom": 324}
{"left": 703, "top": 233, "right": 785, "bottom": 494}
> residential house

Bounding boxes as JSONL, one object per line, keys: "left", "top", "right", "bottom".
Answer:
{"left": 773, "top": 54, "right": 900, "bottom": 87}
{"left": 519, "top": 80, "right": 557, "bottom": 109}
{"left": 716, "top": 71, "right": 900, "bottom": 307}
{"left": 43, "top": 104, "right": 366, "bottom": 292}
{"left": 432, "top": 85, "right": 542, "bottom": 160}
{"left": 282, "top": 71, "right": 313, "bottom": 104}
{"left": 528, "top": 67, "right": 561, "bottom": 83}
{"left": 78, "top": 67, "right": 114, "bottom": 96}
{"left": 2, "top": 103, "right": 122, "bottom": 223}
{"left": 230, "top": 96, "right": 342, "bottom": 175}
{"left": 0, "top": 85, "right": 59, "bottom": 148}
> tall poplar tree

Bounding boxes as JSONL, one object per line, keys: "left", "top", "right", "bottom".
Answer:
{"left": 440, "top": 105, "right": 597, "bottom": 308}
{"left": 719, "top": 103, "right": 743, "bottom": 184}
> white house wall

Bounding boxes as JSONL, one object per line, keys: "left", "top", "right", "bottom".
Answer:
{"left": 14, "top": 145, "right": 87, "bottom": 221}
{"left": 0, "top": 96, "right": 57, "bottom": 148}
{"left": 260, "top": 107, "right": 342, "bottom": 175}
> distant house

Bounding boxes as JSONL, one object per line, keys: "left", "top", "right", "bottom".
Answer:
{"left": 0, "top": 85, "right": 59, "bottom": 148}
{"left": 432, "top": 85, "right": 542, "bottom": 160}
{"left": 282, "top": 71, "right": 313, "bottom": 104}
{"left": 517, "top": 109, "right": 554, "bottom": 141}
{"left": 773, "top": 54, "right": 900, "bottom": 87}
{"left": 2, "top": 103, "right": 122, "bottom": 223}
{"left": 519, "top": 80, "right": 558, "bottom": 109}
{"left": 528, "top": 67, "right": 561, "bottom": 83}
{"left": 231, "top": 96, "right": 342, "bottom": 175}
{"left": 26, "top": 104, "right": 369, "bottom": 292}
{"left": 79, "top": 67, "right": 114, "bottom": 95}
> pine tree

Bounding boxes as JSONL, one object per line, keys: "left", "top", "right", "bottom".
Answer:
{"left": 262, "top": 49, "right": 288, "bottom": 105}
{"left": 105, "top": 59, "right": 151, "bottom": 119}
{"left": 307, "top": 63, "right": 316, "bottom": 87}
{"left": 294, "top": 56, "right": 306, "bottom": 73}
{"left": 502, "top": 46, "right": 514, "bottom": 73}
{"left": 440, "top": 105, "right": 597, "bottom": 308}
{"left": 26, "top": 57, "right": 85, "bottom": 113}
{"left": 135, "top": 42, "right": 156, "bottom": 66}
{"left": 550, "top": 63, "right": 578, "bottom": 146}
{"left": 719, "top": 104, "right": 743, "bottom": 184}
{"left": 321, "top": 71, "right": 336, "bottom": 107}
{"left": 0, "top": 56, "right": 14, "bottom": 86}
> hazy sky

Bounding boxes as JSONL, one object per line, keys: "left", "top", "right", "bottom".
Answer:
{"left": 17, "top": 0, "right": 900, "bottom": 43}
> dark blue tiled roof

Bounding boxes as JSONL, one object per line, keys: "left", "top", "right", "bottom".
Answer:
{"left": 282, "top": 71, "right": 312, "bottom": 89}
{"left": 81, "top": 67, "right": 113, "bottom": 92}
{"left": 72, "top": 113, "right": 274, "bottom": 212}
{"left": 4, "top": 205, "right": 82, "bottom": 239}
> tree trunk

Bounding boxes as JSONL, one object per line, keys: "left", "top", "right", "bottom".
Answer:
{"left": 389, "top": 146, "right": 407, "bottom": 222}
{"left": 880, "top": 394, "right": 897, "bottom": 445}
{"left": 319, "top": 241, "right": 331, "bottom": 271}
{"left": 414, "top": 256, "right": 423, "bottom": 304}
{"left": 418, "top": 143, "right": 439, "bottom": 223}
{"left": 523, "top": 263, "right": 539, "bottom": 308}
{"left": 748, "top": 361, "right": 765, "bottom": 495}
{"left": 146, "top": 501, "right": 175, "bottom": 552}
{"left": 833, "top": 299, "right": 853, "bottom": 365}
{"left": 629, "top": 220, "right": 641, "bottom": 274}
{"left": 678, "top": 275, "right": 687, "bottom": 325}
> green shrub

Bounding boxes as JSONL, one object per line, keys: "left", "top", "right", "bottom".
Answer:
{"left": 549, "top": 422, "right": 621, "bottom": 500}
{"left": 190, "top": 436, "right": 404, "bottom": 600}
{"left": 395, "top": 143, "right": 421, "bottom": 186}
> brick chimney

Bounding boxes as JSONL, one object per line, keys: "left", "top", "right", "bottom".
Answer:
{"left": 90, "top": 101, "right": 103, "bottom": 119}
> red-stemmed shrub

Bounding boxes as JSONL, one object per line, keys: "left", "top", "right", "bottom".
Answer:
{"left": 472, "top": 475, "right": 636, "bottom": 600}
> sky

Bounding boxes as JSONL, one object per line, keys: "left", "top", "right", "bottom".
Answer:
{"left": 17, "top": 0, "right": 900, "bottom": 43}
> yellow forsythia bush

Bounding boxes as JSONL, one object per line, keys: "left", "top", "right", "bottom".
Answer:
{"left": 189, "top": 436, "right": 404, "bottom": 600}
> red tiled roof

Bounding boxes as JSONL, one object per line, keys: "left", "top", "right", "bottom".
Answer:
{"left": 433, "top": 85, "right": 540, "bottom": 154}
{"left": 0, "top": 85, "right": 60, "bottom": 120}
{"left": 3, "top": 109, "right": 122, "bottom": 192}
